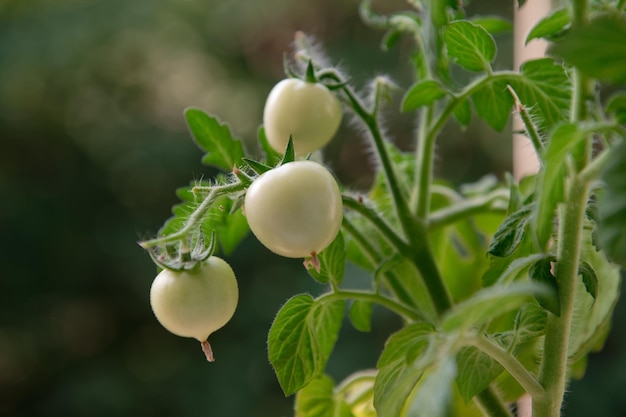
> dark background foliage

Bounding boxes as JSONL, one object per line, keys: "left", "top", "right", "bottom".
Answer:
{"left": 0, "top": 0, "right": 624, "bottom": 416}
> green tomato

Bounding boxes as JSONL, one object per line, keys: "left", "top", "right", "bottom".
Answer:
{"left": 263, "top": 78, "right": 342, "bottom": 156}
{"left": 150, "top": 256, "right": 238, "bottom": 361}
{"left": 244, "top": 160, "right": 343, "bottom": 258}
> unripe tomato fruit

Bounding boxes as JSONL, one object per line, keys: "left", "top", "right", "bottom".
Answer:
{"left": 244, "top": 160, "right": 343, "bottom": 258}
{"left": 263, "top": 78, "right": 342, "bottom": 156}
{"left": 150, "top": 256, "right": 238, "bottom": 361}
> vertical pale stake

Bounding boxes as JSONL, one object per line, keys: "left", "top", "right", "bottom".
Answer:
{"left": 513, "top": 0, "right": 552, "bottom": 415}
{"left": 513, "top": 0, "right": 551, "bottom": 181}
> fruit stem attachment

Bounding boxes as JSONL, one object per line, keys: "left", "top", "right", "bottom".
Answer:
{"left": 201, "top": 340, "right": 215, "bottom": 362}
{"left": 303, "top": 252, "right": 321, "bottom": 273}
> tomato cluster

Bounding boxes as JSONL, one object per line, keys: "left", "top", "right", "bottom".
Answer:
{"left": 149, "top": 75, "right": 343, "bottom": 361}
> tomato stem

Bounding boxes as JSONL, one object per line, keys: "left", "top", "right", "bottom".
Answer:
{"left": 342, "top": 216, "right": 428, "bottom": 314}
{"left": 201, "top": 340, "right": 215, "bottom": 362}
{"left": 139, "top": 180, "right": 246, "bottom": 250}
{"left": 320, "top": 289, "right": 423, "bottom": 322}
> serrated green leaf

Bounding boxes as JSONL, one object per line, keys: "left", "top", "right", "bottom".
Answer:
{"left": 184, "top": 108, "right": 245, "bottom": 171}
{"left": 470, "top": 15, "right": 513, "bottom": 35}
{"left": 526, "top": 8, "right": 570, "bottom": 44}
{"left": 598, "top": 141, "right": 626, "bottom": 268}
{"left": 529, "top": 257, "right": 560, "bottom": 316}
{"left": 472, "top": 59, "right": 570, "bottom": 132}
{"left": 579, "top": 261, "right": 598, "bottom": 300}
{"left": 444, "top": 21, "right": 496, "bottom": 72}
{"left": 307, "top": 232, "right": 346, "bottom": 286}
{"left": 310, "top": 298, "right": 345, "bottom": 374}
{"left": 455, "top": 346, "right": 504, "bottom": 403}
{"left": 471, "top": 77, "right": 513, "bottom": 132}
{"left": 349, "top": 300, "right": 373, "bottom": 333}
{"left": 295, "top": 375, "right": 353, "bottom": 417}
{"left": 533, "top": 123, "right": 586, "bottom": 247}
{"left": 441, "top": 282, "right": 551, "bottom": 332}
{"left": 511, "top": 59, "right": 571, "bottom": 132}
{"left": 551, "top": 14, "right": 626, "bottom": 84}
{"left": 402, "top": 79, "right": 448, "bottom": 112}
{"left": 268, "top": 295, "right": 344, "bottom": 396}
{"left": 374, "top": 323, "right": 437, "bottom": 417}
{"left": 487, "top": 205, "right": 533, "bottom": 257}
{"left": 268, "top": 295, "right": 318, "bottom": 396}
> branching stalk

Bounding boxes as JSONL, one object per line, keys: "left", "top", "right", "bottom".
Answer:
{"left": 428, "top": 190, "right": 509, "bottom": 231}
{"left": 319, "top": 289, "right": 423, "bottom": 322}
{"left": 139, "top": 181, "right": 246, "bottom": 249}
{"left": 472, "top": 334, "right": 545, "bottom": 400}
{"left": 341, "top": 216, "right": 425, "bottom": 312}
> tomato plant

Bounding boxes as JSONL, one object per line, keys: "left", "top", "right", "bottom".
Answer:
{"left": 140, "top": 1, "right": 626, "bottom": 416}
{"left": 150, "top": 256, "right": 238, "bottom": 362}
{"left": 263, "top": 73, "right": 342, "bottom": 156}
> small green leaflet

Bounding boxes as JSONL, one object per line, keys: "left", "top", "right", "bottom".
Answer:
{"left": 597, "top": 141, "right": 626, "bottom": 268}
{"left": 349, "top": 300, "right": 373, "bottom": 333}
{"left": 470, "top": 77, "right": 512, "bottom": 133}
{"left": 455, "top": 346, "right": 504, "bottom": 403}
{"left": 443, "top": 21, "right": 496, "bottom": 72}
{"left": 579, "top": 262, "right": 598, "bottom": 301}
{"left": 441, "top": 281, "right": 553, "bottom": 332}
{"left": 551, "top": 14, "right": 626, "bottom": 84}
{"left": 401, "top": 79, "right": 448, "bottom": 112}
{"left": 529, "top": 257, "right": 560, "bottom": 316}
{"left": 307, "top": 232, "right": 346, "bottom": 287}
{"left": 526, "top": 8, "right": 570, "bottom": 44}
{"left": 184, "top": 107, "right": 245, "bottom": 171}
{"left": 487, "top": 205, "right": 533, "bottom": 258}
{"left": 453, "top": 98, "right": 472, "bottom": 128}
{"left": 268, "top": 295, "right": 345, "bottom": 396}
{"left": 294, "top": 375, "right": 353, "bottom": 417}
{"left": 374, "top": 323, "right": 436, "bottom": 417}
{"left": 503, "top": 302, "right": 547, "bottom": 347}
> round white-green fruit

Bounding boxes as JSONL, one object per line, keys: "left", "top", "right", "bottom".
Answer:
{"left": 244, "top": 160, "right": 343, "bottom": 258}
{"left": 150, "top": 256, "right": 238, "bottom": 361}
{"left": 263, "top": 78, "right": 342, "bottom": 156}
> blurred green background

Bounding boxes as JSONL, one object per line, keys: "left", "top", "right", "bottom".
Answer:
{"left": 1, "top": 0, "right": 624, "bottom": 416}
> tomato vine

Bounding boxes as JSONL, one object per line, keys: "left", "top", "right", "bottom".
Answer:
{"left": 139, "top": 1, "right": 626, "bottom": 416}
